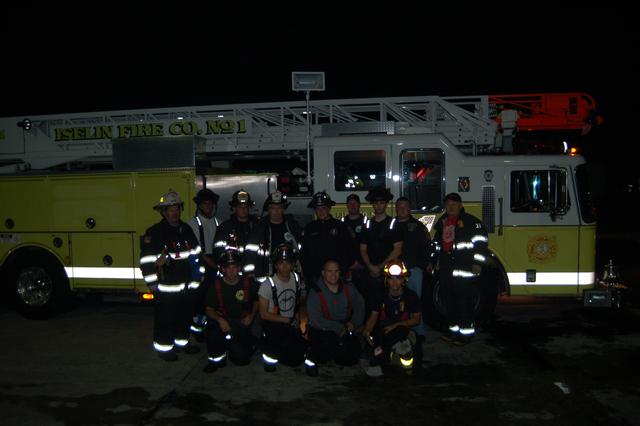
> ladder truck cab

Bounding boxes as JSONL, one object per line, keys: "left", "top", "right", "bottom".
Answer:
{"left": 0, "top": 92, "right": 599, "bottom": 322}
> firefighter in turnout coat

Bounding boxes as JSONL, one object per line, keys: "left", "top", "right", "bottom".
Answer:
{"left": 139, "top": 190, "right": 203, "bottom": 362}
{"left": 430, "top": 193, "right": 489, "bottom": 345}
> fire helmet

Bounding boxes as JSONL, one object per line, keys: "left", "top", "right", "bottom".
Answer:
{"left": 271, "top": 243, "right": 296, "bottom": 264}
{"left": 193, "top": 188, "right": 220, "bottom": 205}
{"left": 229, "top": 189, "right": 255, "bottom": 207}
{"left": 217, "top": 249, "right": 242, "bottom": 269}
{"left": 365, "top": 186, "right": 393, "bottom": 203}
{"left": 307, "top": 191, "right": 336, "bottom": 208}
{"left": 263, "top": 190, "right": 290, "bottom": 211}
{"left": 383, "top": 259, "right": 410, "bottom": 283}
{"left": 154, "top": 190, "right": 184, "bottom": 210}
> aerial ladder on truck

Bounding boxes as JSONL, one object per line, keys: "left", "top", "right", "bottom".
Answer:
{"left": 0, "top": 92, "right": 599, "bottom": 176}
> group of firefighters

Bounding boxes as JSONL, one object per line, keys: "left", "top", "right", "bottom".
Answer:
{"left": 139, "top": 183, "right": 489, "bottom": 377}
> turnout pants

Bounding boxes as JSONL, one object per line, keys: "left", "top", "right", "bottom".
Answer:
{"left": 153, "top": 291, "right": 195, "bottom": 351}
{"left": 262, "top": 321, "right": 307, "bottom": 367}
{"left": 439, "top": 253, "right": 479, "bottom": 330}
{"left": 206, "top": 318, "right": 254, "bottom": 365}
{"left": 308, "top": 327, "right": 361, "bottom": 366}
{"left": 369, "top": 325, "right": 419, "bottom": 367}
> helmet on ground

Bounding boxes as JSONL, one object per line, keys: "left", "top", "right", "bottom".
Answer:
{"left": 263, "top": 190, "right": 290, "bottom": 211}
{"left": 154, "top": 190, "right": 184, "bottom": 210}
{"left": 383, "top": 259, "right": 410, "bottom": 283}
{"left": 271, "top": 243, "right": 296, "bottom": 264}
{"left": 307, "top": 191, "right": 336, "bottom": 208}
{"left": 229, "top": 189, "right": 255, "bottom": 207}
{"left": 217, "top": 249, "right": 242, "bottom": 269}
{"left": 365, "top": 186, "right": 393, "bottom": 203}
{"left": 193, "top": 188, "right": 220, "bottom": 205}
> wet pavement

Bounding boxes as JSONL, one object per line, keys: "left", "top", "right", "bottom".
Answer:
{"left": 1, "top": 294, "right": 639, "bottom": 425}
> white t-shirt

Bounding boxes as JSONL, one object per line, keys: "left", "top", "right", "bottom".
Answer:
{"left": 188, "top": 213, "right": 218, "bottom": 255}
{"left": 258, "top": 273, "right": 305, "bottom": 319}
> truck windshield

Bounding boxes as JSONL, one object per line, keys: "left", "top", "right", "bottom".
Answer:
{"left": 575, "top": 164, "right": 596, "bottom": 224}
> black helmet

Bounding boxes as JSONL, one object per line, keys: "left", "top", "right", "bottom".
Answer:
{"left": 193, "top": 188, "right": 220, "bottom": 205}
{"left": 217, "top": 249, "right": 241, "bottom": 268}
{"left": 346, "top": 193, "right": 361, "bottom": 203}
{"left": 263, "top": 190, "right": 290, "bottom": 211}
{"left": 229, "top": 189, "right": 255, "bottom": 207}
{"left": 271, "top": 243, "right": 296, "bottom": 264}
{"left": 307, "top": 191, "right": 336, "bottom": 209}
{"left": 365, "top": 186, "right": 393, "bottom": 203}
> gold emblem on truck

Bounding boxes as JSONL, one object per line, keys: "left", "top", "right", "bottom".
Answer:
{"left": 527, "top": 235, "right": 558, "bottom": 264}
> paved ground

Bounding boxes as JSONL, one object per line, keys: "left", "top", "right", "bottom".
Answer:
{"left": 1, "top": 294, "right": 639, "bottom": 426}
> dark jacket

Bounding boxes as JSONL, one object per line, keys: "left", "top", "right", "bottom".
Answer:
{"left": 247, "top": 214, "right": 302, "bottom": 278}
{"left": 431, "top": 208, "right": 489, "bottom": 276}
{"left": 395, "top": 216, "right": 430, "bottom": 269}
{"left": 213, "top": 214, "right": 259, "bottom": 258}
{"left": 301, "top": 217, "right": 354, "bottom": 280}
{"left": 139, "top": 219, "right": 201, "bottom": 290}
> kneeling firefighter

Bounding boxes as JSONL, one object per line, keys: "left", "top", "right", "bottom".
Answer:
{"left": 362, "top": 259, "right": 422, "bottom": 376}
{"left": 258, "top": 243, "right": 308, "bottom": 372}
{"left": 203, "top": 249, "right": 258, "bottom": 372}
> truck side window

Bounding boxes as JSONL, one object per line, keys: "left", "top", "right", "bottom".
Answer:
{"left": 510, "top": 170, "right": 567, "bottom": 213}
{"left": 334, "top": 150, "right": 386, "bottom": 191}
{"left": 400, "top": 149, "right": 444, "bottom": 211}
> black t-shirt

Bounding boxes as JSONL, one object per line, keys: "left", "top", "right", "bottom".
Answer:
{"left": 268, "top": 221, "right": 288, "bottom": 251}
{"left": 360, "top": 216, "right": 403, "bottom": 265}
{"left": 372, "top": 288, "right": 421, "bottom": 325}
{"left": 206, "top": 277, "right": 257, "bottom": 320}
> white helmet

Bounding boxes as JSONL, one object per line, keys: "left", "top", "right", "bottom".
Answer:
{"left": 154, "top": 190, "right": 184, "bottom": 210}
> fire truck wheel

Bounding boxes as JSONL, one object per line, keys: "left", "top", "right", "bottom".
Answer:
{"left": 423, "top": 273, "right": 448, "bottom": 331}
{"left": 474, "top": 269, "right": 499, "bottom": 326}
{"left": 8, "top": 252, "right": 72, "bottom": 319}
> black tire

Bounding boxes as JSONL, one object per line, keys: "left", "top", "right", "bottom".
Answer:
{"left": 8, "top": 252, "right": 72, "bottom": 319}
{"left": 423, "top": 267, "right": 499, "bottom": 331}
{"left": 423, "top": 272, "right": 448, "bottom": 331}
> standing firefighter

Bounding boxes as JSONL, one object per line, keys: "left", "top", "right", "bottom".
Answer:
{"left": 248, "top": 190, "right": 302, "bottom": 280}
{"left": 431, "top": 193, "right": 489, "bottom": 345}
{"left": 203, "top": 249, "right": 258, "bottom": 372}
{"left": 139, "top": 190, "right": 202, "bottom": 362}
{"left": 300, "top": 191, "right": 354, "bottom": 285}
{"left": 258, "top": 243, "right": 307, "bottom": 372}
{"left": 213, "top": 189, "right": 259, "bottom": 274}
{"left": 187, "top": 188, "right": 220, "bottom": 341}
{"left": 362, "top": 260, "right": 422, "bottom": 376}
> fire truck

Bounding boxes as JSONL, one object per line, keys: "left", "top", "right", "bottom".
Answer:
{"left": 0, "top": 92, "right": 599, "bottom": 322}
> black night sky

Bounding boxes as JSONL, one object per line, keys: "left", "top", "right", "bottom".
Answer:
{"left": 1, "top": 6, "right": 638, "bottom": 230}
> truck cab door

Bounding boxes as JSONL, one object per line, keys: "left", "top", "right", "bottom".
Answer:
{"left": 502, "top": 166, "right": 581, "bottom": 295}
